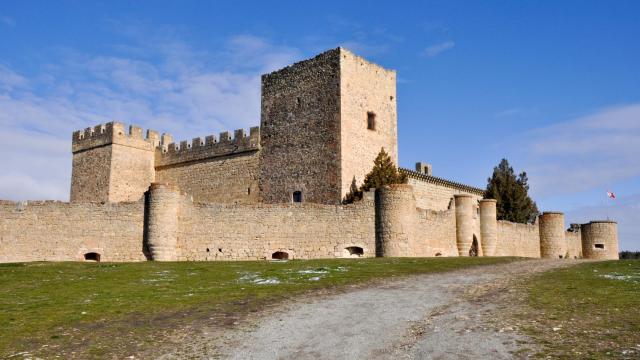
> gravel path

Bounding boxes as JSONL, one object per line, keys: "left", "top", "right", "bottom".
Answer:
{"left": 160, "top": 259, "right": 576, "bottom": 359}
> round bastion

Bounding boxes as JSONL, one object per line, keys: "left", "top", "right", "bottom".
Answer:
{"left": 539, "top": 212, "right": 566, "bottom": 259}
{"left": 376, "top": 184, "right": 416, "bottom": 257}
{"left": 581, "top": 220, "right": 619, "bottom": 260}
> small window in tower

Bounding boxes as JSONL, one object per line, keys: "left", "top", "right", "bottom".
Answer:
{"left": 293, "top": 191, "right": 303, "bottom": 203}
{"left": 595, "top": 243, "right": 605, "bottom": 249}
{"left": 367, "top": 112, "right": 376, "bottom": 130}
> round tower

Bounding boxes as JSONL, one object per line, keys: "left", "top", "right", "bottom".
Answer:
{"left": 146, "top": 183, "right": 181, "bottom": 261}
{"left": 454, "top": 194, "right": 475, "bottom": 256}
{"left": 581, "top": 221, "right": 619, "bottom": 260}
{"left": 375, "top": 184, "right": 416, "bottom": 257}
{"left": 539, "top": 212, "right": 566, "bottom": 259}
{"left": 479, "top": 199, "right": 498, "bottom": 256}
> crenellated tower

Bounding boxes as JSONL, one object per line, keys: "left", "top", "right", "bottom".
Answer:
{"left": 71, "top": 122, "right": 159, "bottom": 203}
{"left": 259, "top": 48, "right": 397, "bottom": 205}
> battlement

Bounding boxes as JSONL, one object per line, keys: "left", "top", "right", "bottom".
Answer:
{"left": 72, "top": 122, "right": 159, "bottom": 153}
{"left": 155, "top": 126, "right": 260, "bottom": 167}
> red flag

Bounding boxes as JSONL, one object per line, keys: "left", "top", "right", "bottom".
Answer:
{"left": 607, "top": 191, "right": 616, "bottom": 199}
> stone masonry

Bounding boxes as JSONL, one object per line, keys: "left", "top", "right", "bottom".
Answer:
{"left": 0, "top": 47, "right": 619, "bottom": 262}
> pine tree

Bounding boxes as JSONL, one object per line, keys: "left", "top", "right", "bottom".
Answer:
{"left": 342, "top": 177, "right": 362, "bottom": 204}
{"left": 343, "top": 148, "right": 407, "bottom": 204}
{"left": 484, "top": 159, "right": 539, "bottom": 223}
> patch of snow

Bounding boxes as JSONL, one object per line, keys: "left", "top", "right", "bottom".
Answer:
{"left": 298, "top": 269, "right": 329, "bottom": 275}
{"left": 253, "top": 278, "right": 280, "bottom": 285}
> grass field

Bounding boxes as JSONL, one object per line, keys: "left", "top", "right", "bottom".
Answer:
{"left": 0, "top": 257, "right": 516, "bottom": 358}
{"left": 521, "top": 260, "right": 640, "bottom": 358}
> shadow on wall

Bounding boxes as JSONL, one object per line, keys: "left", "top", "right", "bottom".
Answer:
{"left": 142, "top": 190, "right": 153, "bottom": 260}
{"left": 469, "top": 235, "right": 479, "bottom": 257}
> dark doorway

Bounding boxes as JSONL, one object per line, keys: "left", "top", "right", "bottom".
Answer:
{"left": 293, "top": 191, "right": 303, "bottom": 203}
{"left": 345, "top": 246, "right": 364, "bottom": 257}
{"left": 469, "top": 236, "right": 479, "bottom": 257}
{"left": 84, "top": 252, "right": 101, "bottom": 262}
{"left": 272, "top": 251, "right": 289, "bottom": 260}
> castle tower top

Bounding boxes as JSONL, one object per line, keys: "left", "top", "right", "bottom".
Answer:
{"left": 259, "top": 47, "right": 397, "bottom": 205}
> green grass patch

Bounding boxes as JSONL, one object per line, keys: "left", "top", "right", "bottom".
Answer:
{"left": 523, "top": 260, "right": 640, "bottom": 358}
{"left": 1, "top": 257, "right": 516, "bottom": 358}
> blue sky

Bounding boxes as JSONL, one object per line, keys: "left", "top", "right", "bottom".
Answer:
{"left": 0, "top": 1, "right": 638, "bottom": 250}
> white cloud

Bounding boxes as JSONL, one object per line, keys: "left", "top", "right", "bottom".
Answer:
{"left": 422, "top": 41, "right": 455, "bottom": 58}
{"left": 0, "top": 34, "right": 301, "bottom": 201}
{"left": 515, "top": 104, "right": 640, "bottom": 198}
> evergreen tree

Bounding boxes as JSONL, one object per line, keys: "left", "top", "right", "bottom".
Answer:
{"left": 342, "top": 177, "right": 362, "bottom": 204}
{"left": 343, "top": 148, "right": 406, "bottom": 204}
{"left": 485, "top": 159, "right": 539, "bottom": 223}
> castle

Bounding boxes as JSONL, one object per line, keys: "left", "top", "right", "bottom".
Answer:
{"left": 0, "top": 48, "right": 618, "bottom": 262}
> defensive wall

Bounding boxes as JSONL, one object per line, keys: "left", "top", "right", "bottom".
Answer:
{"left": 0, "top": 200, "right": 146, "bottom": 262}
{"left": 0, "top": 184, "right": 618, "bottom": 263}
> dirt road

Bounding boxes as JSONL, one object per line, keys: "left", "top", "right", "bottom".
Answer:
{"left": 160, "top": 259, "right": 576, "bottom": 359}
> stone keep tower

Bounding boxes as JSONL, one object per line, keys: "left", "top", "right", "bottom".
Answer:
{"left": 259, "top": 48, "right": 398, "bottom": 204}
{"left": 71, "top": 122, "right": 158, "bottom": 203}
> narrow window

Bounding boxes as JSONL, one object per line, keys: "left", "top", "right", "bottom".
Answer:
{"left": 367, "top": 112, "right": 376, "bottom": 130}
{"left": 595, "top": 244, "right": 605, "bottom": 249}
{"left": 293, "top": 191, "right": 303, "bottom": 203}
{"left": 84, "top": 252, "right": 100, "bottom": 262}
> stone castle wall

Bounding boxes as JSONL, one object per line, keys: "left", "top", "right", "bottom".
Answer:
{"left": 495, "top": 221, "right": 541, "bottom": 257}
{"left": 565, "top": 228, "right": 583, "bottom": 259}
{"left": 0, "top": 184, "right": 618, "bottom": 263}
{"left": 176, "top": 190, "right": 376, "bottom": 261}
{"left": 155, "top": 152, "right": 260, "bottom": 204}
{"left": 340, "top": 49, "right": 398, "bottom": 199}
{"left": 0, "top": 200, "right": 146, "bottom": 262}
{"left": 413, "top": 208, "right": 458, "bottom": 257}
{"left": 403, "top": 169, "right": 484, "bottom": 211}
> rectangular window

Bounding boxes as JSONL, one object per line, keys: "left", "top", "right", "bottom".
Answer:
{"left": 367, "top": 112, "right": 376, "bottom": 130}
{"left": 293, "top": 191, "right": 303, "bottom": 203}
{"left": 595, "top": 243, "right": 605, "bottom": 249}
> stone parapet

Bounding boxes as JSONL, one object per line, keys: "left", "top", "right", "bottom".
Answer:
{"left": 72, "top": 122, "right": 159, "bottom": 153}
{"left": 155, "top": 127, "right": 260, "bottom": 167}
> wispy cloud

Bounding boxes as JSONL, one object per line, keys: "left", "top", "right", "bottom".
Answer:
{"left": 514, "top": 104, "right": 640, "bottom": 198}
{"left": 493, "top": 108, "right": 523, "bottom": 118}
{"left": 422, "top": 41, "right": 455, "bottom": 58}
{"left": 0, "top": 31, "right": 301, "bottom": 201}
{"left": 0, "top": 15, "right": 16, "bottom": 27}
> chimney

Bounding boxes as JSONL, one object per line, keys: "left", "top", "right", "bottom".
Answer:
{"left": 415, "top": 162, "right": 432, "bottom": 176}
